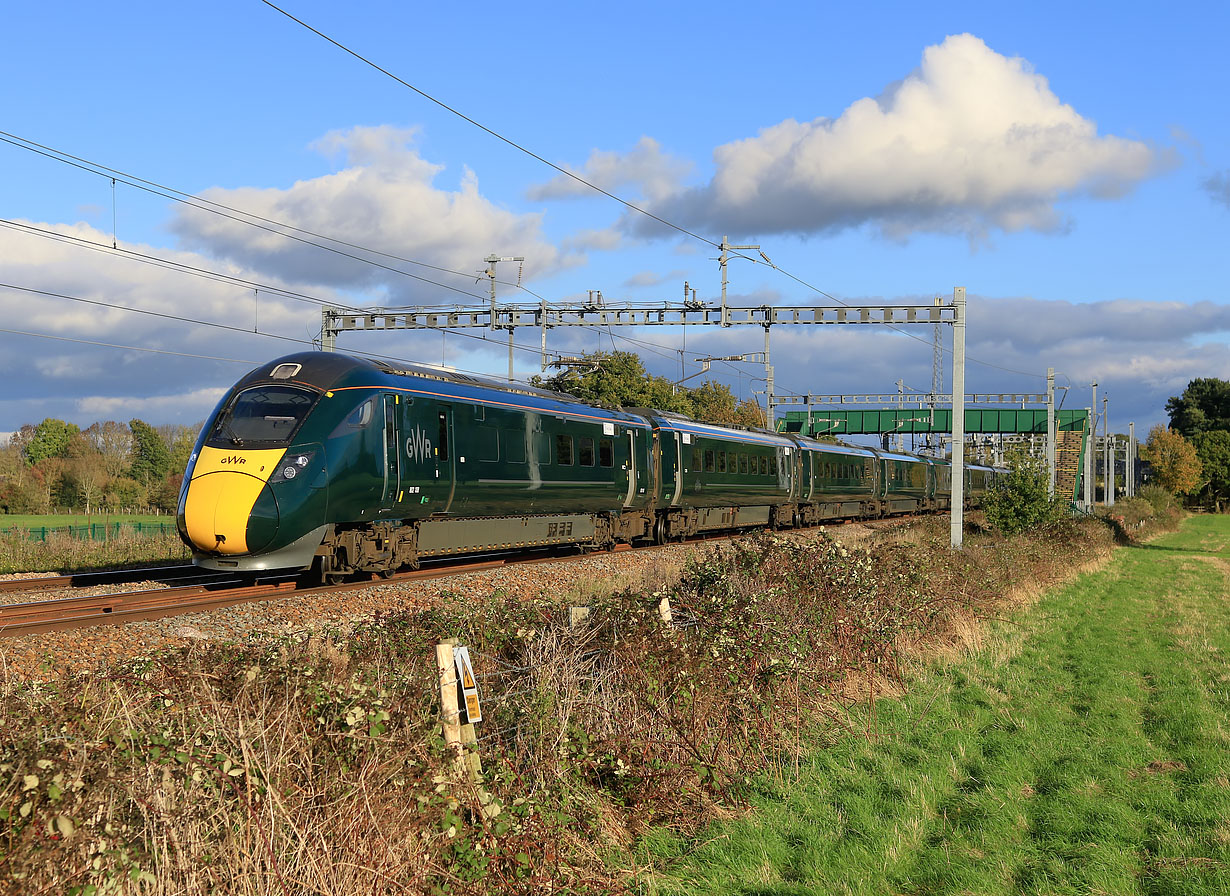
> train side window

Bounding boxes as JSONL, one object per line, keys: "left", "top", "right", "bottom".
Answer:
{"left": 556, "top": 434, "right": 574, "bottom": 465}
{"left": 599, "top": 438, "right": 613, "bottom": 467}
{"left": 759, "top": 456, "right": 768, "bottom": 475}
{"left": 477, "top": 426, "right": 499, "bottom": 462}
{"left": 770, "top": 456, "right": 778, "bottom": 476}
{"left": 579, "top": 436, "right": 595, "bottom": 466}
{"left": 704, "top": 449, "right": 715, "bottom": 473}
{"left": 503, "top": 433, "right": 527, "bottom": 464}
{"left": 535, "top": 432, "right": 552, "bottom": 465}
{"left": 717, "top": 451, "right": 727, "bottom": 473}
{"left": 437, "top": 411, "right": 449, "bottom": 462}
{"left": 739, "top": 454, "right": 749, "bottom": 474}
{"left": 692, "top": 446, "right": 701, "bottom": 470}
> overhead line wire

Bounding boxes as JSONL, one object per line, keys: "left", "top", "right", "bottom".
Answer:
{"left": 259, "top": 0, "right": 722, "bottom": 253}
{"left": 0, "top": 219, "right": 362, "bottom": 312}
{"left": 0, "top": 131, "right": 516, "bottom": 302}
{"left": 257, "top": 4, "right": 1044, "bottom": 385}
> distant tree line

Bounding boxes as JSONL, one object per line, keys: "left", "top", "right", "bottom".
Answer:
{"left": 1140, "top": 377, "right": 1230, "bottom": 510}
{"left": 0, "top": 418, "right": 200, "bottom": 514}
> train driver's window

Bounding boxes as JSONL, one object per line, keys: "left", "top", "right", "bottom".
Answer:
{"left": 330, "top": 398, "right": 374, "bottom": 438}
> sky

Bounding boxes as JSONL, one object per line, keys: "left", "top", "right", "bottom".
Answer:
{"left": 3, "top": 1, "right": 1229, "bottom": 446}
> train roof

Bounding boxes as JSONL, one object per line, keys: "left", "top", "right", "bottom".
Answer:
{"left": 794, "top": 439, "right": 878, "bottom": 457}
{"left": 240, "top": 352, "right": 653, "bottom": 426}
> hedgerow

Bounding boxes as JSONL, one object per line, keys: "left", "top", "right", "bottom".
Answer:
{"left": 1, "top": 516, "right": 1120, "bottom": 894}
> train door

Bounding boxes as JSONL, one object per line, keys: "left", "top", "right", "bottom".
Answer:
{"left": 426, "top": 404, "right": 456, "bottom": 514}
{"left": 393, "top": 398, "right": 455, "bottom": 516}
{"left": 623, "top": 430, "right": 637, "bottom": 507}
{"left": 379, "top": 393, "right": 402, "bottom": 514}
{"left": 656, "top": 427, "right": 682, "bottom": 507}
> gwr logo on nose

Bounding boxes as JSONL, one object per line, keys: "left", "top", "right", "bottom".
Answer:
{"left": 220, "top": 456, "right": 247, "bottom": 465}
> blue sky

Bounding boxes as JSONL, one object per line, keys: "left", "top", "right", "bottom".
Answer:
{"left": 2, "top": 0, "right": 1228, "bottom": 442}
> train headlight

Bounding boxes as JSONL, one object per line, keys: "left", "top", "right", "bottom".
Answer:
{"left": 270, "top": 450, "right": 314, "bottom": 483}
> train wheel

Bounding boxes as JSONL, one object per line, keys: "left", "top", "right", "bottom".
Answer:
{"left": 653, "top": 514, "right": 668, "bottom": 545}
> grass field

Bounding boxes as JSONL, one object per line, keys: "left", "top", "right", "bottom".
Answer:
{"left": 644, "top": 515, "right": 1230, "bottom": 895}
{"left": 0, "top": 513, "right": 171, "bottom": 530}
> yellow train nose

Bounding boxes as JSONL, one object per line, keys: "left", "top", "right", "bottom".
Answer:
{"left": 182, "top": 447, "right": 286, "bottom": 555}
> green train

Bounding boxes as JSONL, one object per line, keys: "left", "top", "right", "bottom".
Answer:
{"left": 177, "top": 352, "right": 1002, "bottom": 580}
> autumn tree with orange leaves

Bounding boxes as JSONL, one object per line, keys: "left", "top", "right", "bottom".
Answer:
{"left": 1141, "top": 425, "right": 1202, "bottom": 495}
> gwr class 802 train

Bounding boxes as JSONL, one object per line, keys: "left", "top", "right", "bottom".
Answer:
{"left": 176, "top": 352, "right": 999, "bottom": 580}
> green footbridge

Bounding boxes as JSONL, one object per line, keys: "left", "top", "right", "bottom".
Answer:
{"left": 778, "top": 408, "right": 1091, "bottom": 503}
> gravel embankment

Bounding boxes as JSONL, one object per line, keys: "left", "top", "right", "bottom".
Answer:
{"left": 0, "top": 544, "right": 705, "bottom": 683}
{"left": 0, "top": 524, "right": 887, "bottom": 684}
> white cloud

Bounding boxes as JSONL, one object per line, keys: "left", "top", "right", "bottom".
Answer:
{"left": 171, "top": 126, "right": 582, "bottom": 297}
{"left": 77, "top": 387, "right": 228, "bottom": 419}
{"left": 527, "top": 137, "right": 692, "bottom": 203}
{"left": 623, "top": 269, "right": 690, "bottom": 289}
{"left": 561, "top": 227, "right": 625, "bottom": 253}
{"left": 0, "top": 220, "right": 321, "bottom": 429}
{"left": 638, "top": 34, "right": 1166, "bottom": 240}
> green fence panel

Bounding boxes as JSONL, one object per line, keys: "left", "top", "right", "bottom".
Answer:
{"left": 0, "top": 522, "right": 178, "bottom": 542}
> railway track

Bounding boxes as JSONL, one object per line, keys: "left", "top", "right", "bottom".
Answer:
{"left": 0, "top": 517, "right": 910, "bottom": 639}
{"left": 0, "top": 564, "right": 229, "bottom": 595}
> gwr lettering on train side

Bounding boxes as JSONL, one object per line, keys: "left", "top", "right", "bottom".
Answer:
{"left": 405, "top": 426, "right": 433, "bottom": 464}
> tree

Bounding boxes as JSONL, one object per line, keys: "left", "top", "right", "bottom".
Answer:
{"left": 1192, "top": 430, "right": 1230, "bottom": 511}
{"left": 128, "top": 419, "right": 171, "bottom": 498}
{"left": 160, "top": 423, "right": 201, "bottom": 476}
{"left": 1166, "top": 378, "right": 1230, "bottom": 437}
{"left": 87, "top": 421, "right": 133, "bottom": 478}
{"left": 533, "top": 352, "right": 691, "bottom": 415}
{"left": 63, "top": 431, "right": 107, "bottom": 513}
{"left": 20, "top": 418, "right": 80, "bottom": 467}
{"left": 981, "top": 453, "right": 1066, "bottom": 535}
{"left": 1140, "top": 425, "right": 1202, "bottom": 495}
{"left": 532, "top": 351, "right": 770, "bottom": 428}
{"left": 689, "top": 381, "right": 767, "bottom": 429}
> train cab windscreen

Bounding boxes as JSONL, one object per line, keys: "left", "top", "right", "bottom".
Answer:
{"left": 207, "top": 385, "right": 318, "bottom": 447}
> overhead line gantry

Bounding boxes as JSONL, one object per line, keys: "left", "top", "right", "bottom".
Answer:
{"left": 320, "top": 285, "right": 975, "bottom": 549}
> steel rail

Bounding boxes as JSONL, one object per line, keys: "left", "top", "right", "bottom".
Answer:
{"left": 0, "top": 516, "right": 910, "bottom": 639}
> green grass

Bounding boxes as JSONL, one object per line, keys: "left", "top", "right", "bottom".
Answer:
{"left": 644, "top": 515, "right": 1230, "bottom": 895}
{"left": 0, "top": 512, "right": 171, "bottom": 529}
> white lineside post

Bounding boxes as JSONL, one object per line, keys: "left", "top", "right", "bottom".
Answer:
{"left": 1047, "top": 368, "right": 1056, "bottom": 497}
{"left": 435, "top": 639, "right": 467, "bottom": 781}
{"left": 1104, "top": 397, "right": 1114, "bottom": 507}
{"left": 1128, "top": 422, "right": 1136, "bottom": 498}
{"left": 950, "top": 287, "right": 966, "bottom": 550}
